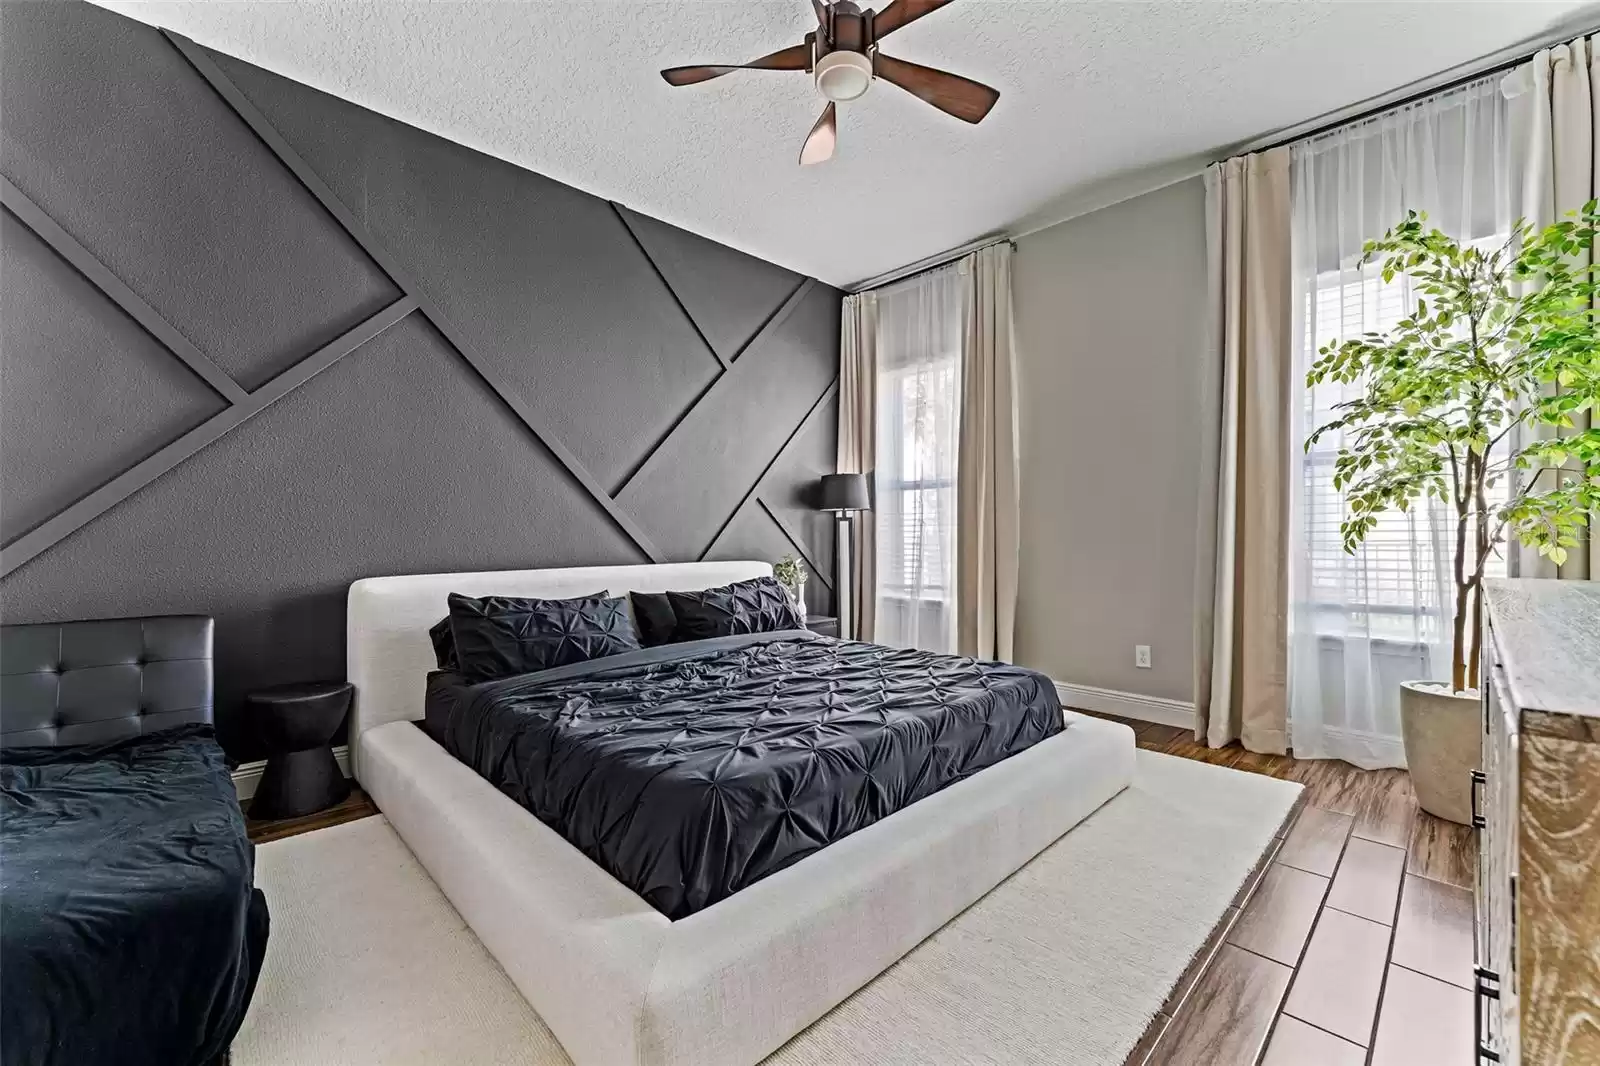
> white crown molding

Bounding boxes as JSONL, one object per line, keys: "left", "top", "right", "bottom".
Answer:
{"left": 1053, "top": 682, "right": 1196, "bottom": 731}
{"left": 233, "top": 744, "right": 350, "bottom": 801}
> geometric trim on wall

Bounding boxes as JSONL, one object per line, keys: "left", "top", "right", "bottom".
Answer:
{"left": 0, "top": 29, "right": 839, "bottom": 582}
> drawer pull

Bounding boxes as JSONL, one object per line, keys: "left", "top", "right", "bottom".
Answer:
{"left": 1475, "top": 967, "right": 1502, "bottom": 1062}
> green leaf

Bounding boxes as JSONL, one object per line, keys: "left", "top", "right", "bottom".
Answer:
{"left": 1302, "top": 204, "right": 1600, "bottom": 602}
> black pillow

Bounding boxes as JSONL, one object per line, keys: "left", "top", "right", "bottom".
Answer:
{"left": 446, "top": 590, "right": 639, "bottom": 682}
{"left": 428, "top": 617, "right": 459, "bottom": 671}
{"left": 665, "top": 576, "right": 805, "bottom": 641}
{"left": 628, "top": 591, "right": 680, "bottom": 647}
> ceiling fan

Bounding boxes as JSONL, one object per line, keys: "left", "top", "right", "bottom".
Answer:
{"left": 660, "top": 0, "right": 999, "bottom": 166}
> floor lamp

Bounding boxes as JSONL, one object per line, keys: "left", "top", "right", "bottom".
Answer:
{"left": 818, "top": 473, "right": 870, "bottom": 640}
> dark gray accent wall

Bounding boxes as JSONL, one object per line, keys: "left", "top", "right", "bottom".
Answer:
{"left": 0, "top": 1, "right": 841, "bottom": 757}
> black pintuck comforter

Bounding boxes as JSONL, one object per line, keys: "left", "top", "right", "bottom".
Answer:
{"left": 437, "top": 631, "right": 1063, "bottom": 919}
{"left": 0, "top": 725, "right": 269, "bottom": 1066}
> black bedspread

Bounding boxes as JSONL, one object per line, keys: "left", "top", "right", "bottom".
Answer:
{"left": 1, "top": 725, "right": 269, "bottom": 1066}
{"left": 439, "top": 632, "right": 1063, "bottom": 919}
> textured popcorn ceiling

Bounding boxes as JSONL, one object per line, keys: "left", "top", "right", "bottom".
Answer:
{"left": 94, "top": 0, "right": 1589, "bottom": 287}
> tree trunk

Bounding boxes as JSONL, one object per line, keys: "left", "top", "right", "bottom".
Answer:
{"left": 1451, "top": 455, "right": 1472, "bottom": 693}
{"left": 1467, "top": 451, "right": 1490, "bottom": 692}
{"left": 1467, "top": 583, "right": 1482, "bottom": 691}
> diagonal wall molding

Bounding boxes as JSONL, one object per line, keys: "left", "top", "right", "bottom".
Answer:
{"left": 0, "top": 4, "right": 841, "bottom": 742}
{"left": 0, "top": 177, "right": 248, "bottom": 407}
{"left": 163, "top": 30, "right": 668, "bottom": 563}
{"left": 2, "top": 20, "right": 839, "bottom": 597}
{"left": 604, "top": 203, "right": 814, "bottom": 500}
{"left": 610, "top": 202, "right": 728, "bottom": 372}
{"left": 757, "top": 497, "right": 834, "bottom": 592}
{"left": 698, "top": 380, "right": 839, "bottom": 562}
{"left": 610, "top": 277, "right": 819, "bottom": 504}
{"left": 0, "top": 296, "right": 418, "bottom": 575}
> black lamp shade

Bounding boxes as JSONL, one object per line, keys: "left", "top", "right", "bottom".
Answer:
{"left": 818, "top": 472, "right": 871, "bottom": 513}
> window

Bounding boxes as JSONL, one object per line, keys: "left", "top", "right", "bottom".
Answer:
{"left": 1299, "top": 245, "right": 1509, "bottom": 644}
{"left": 870, "top": 263, "right": 964, "bottom": 653}
{"left": 1285, "top": 71, "right": 1508, "bottom": 769}
{"left": 877, "top": 360, "right": 958, "bottom": 602}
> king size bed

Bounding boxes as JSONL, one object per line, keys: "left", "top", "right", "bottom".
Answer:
{"left": 347, "top": 561, "right": 1136, "bottom": 1066}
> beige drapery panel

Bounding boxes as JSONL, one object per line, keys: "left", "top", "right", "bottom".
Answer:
{"left": 955, "top": 244, "right": 1020, "bottom": 661}
{"left": 1196, "top": 148, "right": 1292, "bottom": 753}
{"left": 837, "top": 291, "right": 879, "bottom": 640}
{"left": 1504, "top": 35, "right": 1598, "bottom": 581}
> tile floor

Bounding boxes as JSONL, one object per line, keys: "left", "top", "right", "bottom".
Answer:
{"left": 1096, "top": 713, "right": 1478, "bottom": 1066}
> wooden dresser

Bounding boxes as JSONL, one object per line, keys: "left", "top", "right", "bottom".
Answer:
{"left": 1477, "top": 580, "right": 1600, "bottom": 1066}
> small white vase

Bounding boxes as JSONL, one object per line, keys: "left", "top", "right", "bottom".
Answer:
{"left": 1399, "top": 680, "right": 1480, "bottom": 825}
{"left": 787, "top": 578, "right": 807, "bottom": 625}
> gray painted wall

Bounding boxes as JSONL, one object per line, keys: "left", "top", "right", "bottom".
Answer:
{"left": 0, "top": 1, "right": 841, "bottom": 757}
{"left": 1012, "top": 177, "right": 1207, "bottom": 705}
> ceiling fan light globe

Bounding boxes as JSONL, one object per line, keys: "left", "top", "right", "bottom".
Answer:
{"left": 814, "top": 51, "right": 872, "bottom": 102}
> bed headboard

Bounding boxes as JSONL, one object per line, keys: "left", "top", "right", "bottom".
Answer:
{"left": 0, "top": 615, "right": 214, "bottom": 748}
{"left": 345, "top": 561, "right": 772, "bottom": 778}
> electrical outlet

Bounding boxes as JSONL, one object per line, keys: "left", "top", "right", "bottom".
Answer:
{"left": 1135, "top": 645, "right": 1152, "bottom": 669}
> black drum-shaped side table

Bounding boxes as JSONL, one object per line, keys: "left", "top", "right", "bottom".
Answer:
{"left": 248, "top": 681, "right": 352, "bottom": 820}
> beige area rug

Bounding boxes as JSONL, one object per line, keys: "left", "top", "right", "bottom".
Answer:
{"left": 236, "top": 751, "right": 1300, "bottom": 1066}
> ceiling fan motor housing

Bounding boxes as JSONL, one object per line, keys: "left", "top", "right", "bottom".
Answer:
{"left": 814, "top": 50, "right": 873, "bottom": 101}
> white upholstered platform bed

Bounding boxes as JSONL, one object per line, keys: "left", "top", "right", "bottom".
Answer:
{"left": 347, "top": 561, "right": 1135, "bottom": 1066}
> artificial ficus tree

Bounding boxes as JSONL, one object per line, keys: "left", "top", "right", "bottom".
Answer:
{"left": 1307, "top": 201, "right": 1600, "bottom": 694}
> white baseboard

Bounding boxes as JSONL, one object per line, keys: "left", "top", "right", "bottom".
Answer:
{"left": 233, "top": 745, "right": 351, "bottom": 801}
{"left": 1053, "top": 681, "right": 1196, "bottom": 731}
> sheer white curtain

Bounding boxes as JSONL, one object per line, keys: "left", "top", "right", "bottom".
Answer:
{"left": 1503, "top": 35, "right": 1598, "bottom": 580}
{"left": 873, "top": 263, "right": 964, "bottom": 653}
{"left": 1287, "top": 77, "right": 1510, "bottom": 768}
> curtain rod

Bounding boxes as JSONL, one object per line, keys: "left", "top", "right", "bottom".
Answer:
{"left": 1235, "top": 23, "right": 1597, "bottom": 158}
{"left": 850, "top": 22, "right": 1593, "bottom": 293}
{"left": 847, "top": 236, "right": 1015, "bottom": 294}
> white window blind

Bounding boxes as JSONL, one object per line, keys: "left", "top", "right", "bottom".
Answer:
{"left": 877, "top": 361, "right": 957, "bottom": 600}
{"left": 1300, "top": 250, "right": 1509, "bottom": 644}
{"left": 870, "top": 262, "right": 964, "bottom": 653}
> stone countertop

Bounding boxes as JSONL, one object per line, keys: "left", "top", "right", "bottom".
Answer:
{"left": 1485, "top": 579, "right": 1600, "bottom": 736}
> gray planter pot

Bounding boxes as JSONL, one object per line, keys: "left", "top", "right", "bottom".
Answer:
{"left": 1399, "top": 680, "right": 1480, "bottom": 825}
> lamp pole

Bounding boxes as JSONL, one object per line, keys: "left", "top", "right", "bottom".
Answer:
{"left": 817, "top": 472, "right": 870, "bottom": 643}
{"left": 835, "top": 511, "right": 853, "bottom": 640}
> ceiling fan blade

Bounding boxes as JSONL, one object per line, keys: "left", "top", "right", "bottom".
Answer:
{"left": 871, "top": 0, "right": 957, "bottom": 39}
{"left": 872, "top": 51, "right": 998, "bottom": 124}
{"left": 799, "top": 102, "right": 837, "bottom": 165}
{"left": 660, "top": 42, "right": 810, "bottom": 86}
{"left": 812, "top": 0, "right": 831, "bottom": 37}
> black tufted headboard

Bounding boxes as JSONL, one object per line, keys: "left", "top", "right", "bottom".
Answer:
{"left": 0, "top": 616, "right": 213, "bottom": 748}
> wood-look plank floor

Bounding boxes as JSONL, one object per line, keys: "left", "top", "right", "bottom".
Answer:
{"left": 1227, "top": 864, "right": 1327, "bottom": 966}
{"left": 245, "top": 785, "right": 378, "bottom": 844}
{"left": 1324, "top": 837, "right": 1406, "bottom": 925}
{"left": 1390, "top": 874, "right": 1474, "bottom": 988}
{"left": 1100, "top": 710, "right": 1478, "bottom": 1066}
{"left": 1282, "top": 907, "right": 1392, "bottom": 1044}
{"left": 1146, "top": 945, "right": 1293, "bottom": 1066}
{"left": 1260, "top": 1016, "right": 1367, "bottom": 1066}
